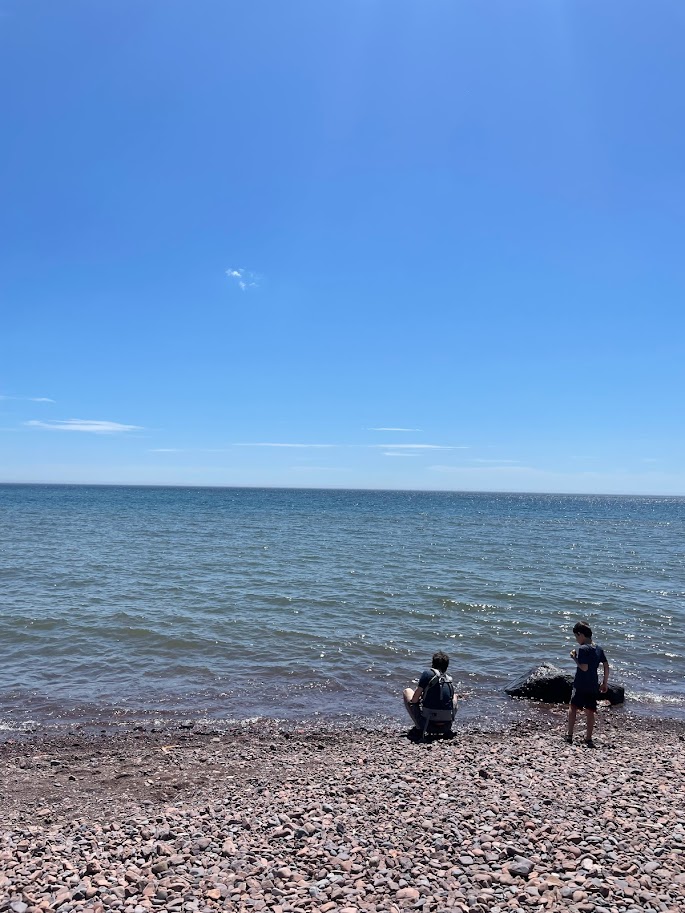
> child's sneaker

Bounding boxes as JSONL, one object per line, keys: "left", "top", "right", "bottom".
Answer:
{"left": 564, "top": 734, "right": 573, "bottom": 744}
{"left": 584, "top": 738, "right": 596, "bottom": 749}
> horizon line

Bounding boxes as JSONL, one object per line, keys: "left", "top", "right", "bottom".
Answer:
{"left": 0, "top": 480, "right": 682, "bottom": 498}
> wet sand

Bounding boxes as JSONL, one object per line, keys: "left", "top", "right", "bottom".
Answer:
{"left": 2, "top": 712, "right": 685, "bottom": 913}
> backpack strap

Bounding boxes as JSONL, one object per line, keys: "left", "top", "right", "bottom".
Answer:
{"left": 421, "top": 669, "right": 441, "bottom": 702}
{"left": 421, "top": 669, "right": 455, "bottom": 716}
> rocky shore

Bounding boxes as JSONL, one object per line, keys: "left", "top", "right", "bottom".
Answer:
{"left": 2, "top": 712, "right": 685, "bottom": 913}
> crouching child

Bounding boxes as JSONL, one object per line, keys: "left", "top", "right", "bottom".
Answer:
{"left": 403, "top": 650, "right": 458, "bottom": 738}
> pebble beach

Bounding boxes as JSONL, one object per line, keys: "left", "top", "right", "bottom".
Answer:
{"left": 2, "top": 712, "right": 685, "bottom": 913}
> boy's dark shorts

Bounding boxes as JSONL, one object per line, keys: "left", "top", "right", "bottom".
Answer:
{"left": 571, "top": 688, "right": 599, "bottom": 711}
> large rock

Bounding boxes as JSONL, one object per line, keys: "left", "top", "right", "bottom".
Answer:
{"left": 505, "top": 662, "right": 624, "bottom": 705}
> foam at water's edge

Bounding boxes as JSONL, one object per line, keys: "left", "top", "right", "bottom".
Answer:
{"left": 3, "top": 694, "right": 685, "bottom": 743}
{"left": 0, "top": 720, "right": 39, "bottom": 732}
{"left": 625, "top": 690, "right": 685, "bottom": 705}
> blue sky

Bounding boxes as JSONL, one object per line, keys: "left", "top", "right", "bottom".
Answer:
{"left": 1, "top": 0, "right": 683, "bottom": 494}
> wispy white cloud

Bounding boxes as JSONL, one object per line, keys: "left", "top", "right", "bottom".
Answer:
{"left": 234, "top": 442, "right": 336, "bottom": 448}
{"left": 290, "top": 466, "right": 351, "bottom": 472}
{"left": 369, "top": 443, "right": 467, "bottom": 450}
{"left": 1, "top": 394, "right": 55, "bottom": 403}
{"left": 470, "top": 459, "right": 520, "bottom": 464}
{"left": 149, "top": 448, "right": 236, "bottom": 453}
{"left": 368, "top": 427, "right": 422, "bottom": 432}
{"left": 226, "top": 267, "right": 259, "bottom": 291}
{"left": 230, "top": 442, "right": 465, "bottom": 450}
{"left": 429, "top": 464, "right": 534, "bottom": 473}
{"left": 26, "top": 419, "right": 142, "bottom": 434}
{"left": 150, "top": 441, "right": 468, "bottom": 453}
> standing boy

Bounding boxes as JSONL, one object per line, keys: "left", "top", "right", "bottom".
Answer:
{"left": 566, "top": 621, "right": 609, "bottom": 747}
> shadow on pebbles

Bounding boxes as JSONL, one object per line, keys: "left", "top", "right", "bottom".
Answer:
{"left": 1, "top": 715, "right": 685, "bottom": 913}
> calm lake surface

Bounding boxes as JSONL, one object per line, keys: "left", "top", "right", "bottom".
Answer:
{"left": 1, "top": 484, "right": 684, "bottom": 732}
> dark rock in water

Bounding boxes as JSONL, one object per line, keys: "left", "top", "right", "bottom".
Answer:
{"left": 505, "top": 662, "right": 625, "bottom": 705}
{"left": 505, "top": 663, "right": 573, "bottom": 703}
{"left": 599, "top": 683, "right": 625, "bottom": 705}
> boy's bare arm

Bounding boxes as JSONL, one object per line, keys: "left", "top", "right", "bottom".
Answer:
{"left": 570, "top": 649, "right": 589, "bottom": 672}
{"left": 600, "top": 660, "right": 610, "bottom": 692}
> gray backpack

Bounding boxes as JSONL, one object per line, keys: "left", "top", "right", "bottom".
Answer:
{"left": 420, "top": 669, "right": 456, "bottom": 734}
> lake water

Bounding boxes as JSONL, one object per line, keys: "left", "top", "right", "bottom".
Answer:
{"left": 1, "top": 484, "right": 683, "bottom": 733}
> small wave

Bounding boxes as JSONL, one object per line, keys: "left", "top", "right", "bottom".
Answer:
{"left": 625, "top": 690, "right": 685, "bottom": 705}
{"left": 0, "top": 719, "right": 38, "bottom": 731}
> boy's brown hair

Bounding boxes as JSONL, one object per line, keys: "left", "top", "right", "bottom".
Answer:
{"left": 432, "top": 650, "right": 449, "bottom": 672}
{"left": 573, "top": 621, "right": 592, "bottom": 639}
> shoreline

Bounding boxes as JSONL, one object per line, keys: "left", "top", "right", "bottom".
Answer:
{"left": 2, "top": 716, "right": 685, "bottom": 912}
{"left": 3, "top": 693, "right": 685, "bottom": 744}
{"left": 3, "top": 481, "right": 685, "bottom": 497}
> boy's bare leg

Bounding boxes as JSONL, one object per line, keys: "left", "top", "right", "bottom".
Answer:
{"left": 567, "top": 704, "right": 578, "bottom": 740}
{"left": 403, "top": 688, "right": 421, "bottom": 727}
{"left": 585, "top": 709, "right": 596, "bottom": 742}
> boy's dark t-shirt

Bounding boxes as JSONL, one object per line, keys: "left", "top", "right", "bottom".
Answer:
{"left": 574, "top": 643, "right": 607, "bottom": 692}
{"left": 418, "top": 668, "right": 453, "bottom": 709}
